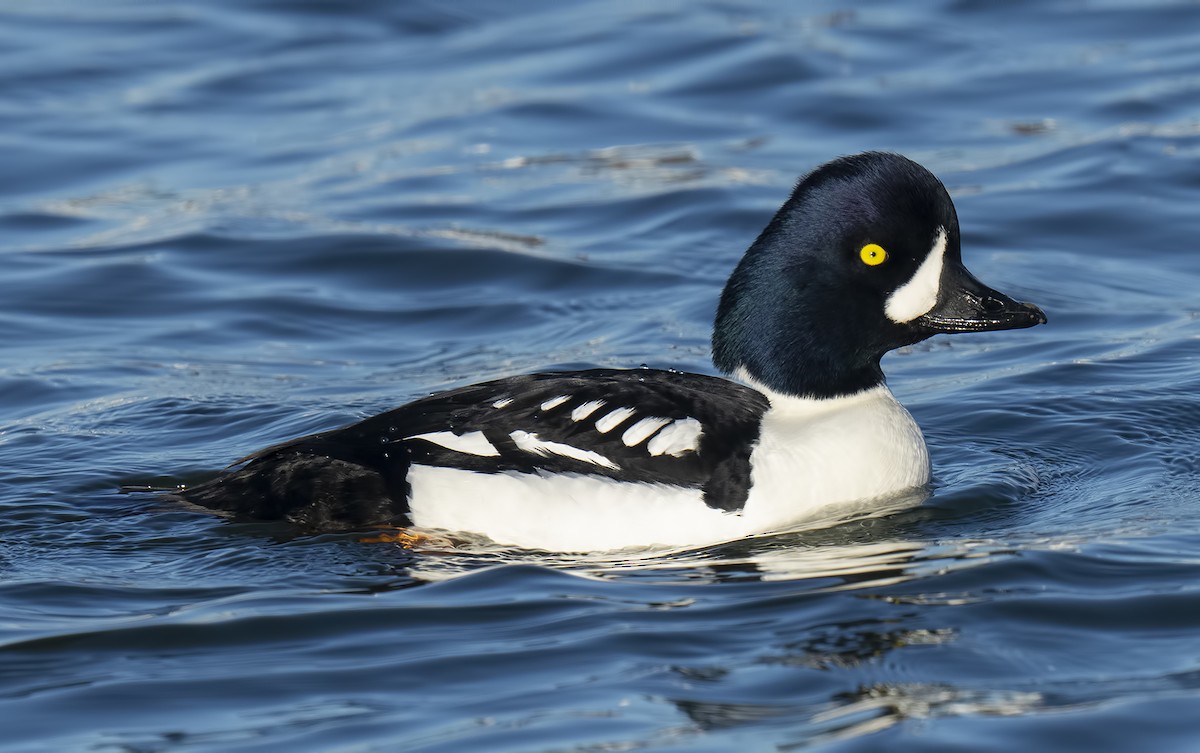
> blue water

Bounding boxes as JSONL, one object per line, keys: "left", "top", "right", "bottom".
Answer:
{"left": 3, "top": 1, "right": 1200, "bottom": 750}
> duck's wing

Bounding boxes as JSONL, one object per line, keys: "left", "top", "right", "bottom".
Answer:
{"left": 177, "top": 369, "right": 769, "bottom": 528}
{"left": 385, "top": 369, "right": 770, "bottom": 509}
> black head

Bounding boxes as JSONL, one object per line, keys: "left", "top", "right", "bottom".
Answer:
{"left": 712, "top": 152, "right": 1045, "bottom": 399}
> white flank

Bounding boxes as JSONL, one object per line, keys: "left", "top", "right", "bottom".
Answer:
{"left": 492, "top": 397, "right": 514, "bottom": 409}
{"left": 885, "top": 226, "right": 947, "bottom": 323}
{"left": 646, "top": 417, "right": 703, "bottom": 457}
{"left": 406, "top": 465, "right": 745, "bottom": 551}
{"left": 622, "top": 416, "right": 672, "bottom": 447}
{"left": 509, "top": 430, "right": 619, "bottom": 470}
{"left": 405, "top": 430, "right": 499, "bottom": 457}
{"left": 571, "top": 399, "right": 606, "bottom": 422}
{"left": 594, "top": 407, "right": 637, "bottom": 434}
{"left": 540, "top": 395, "right": 570, "bottom": 412}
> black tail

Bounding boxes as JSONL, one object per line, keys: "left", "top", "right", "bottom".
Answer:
{"left": 174, "top": 431, "right": 412, "bottom": 530}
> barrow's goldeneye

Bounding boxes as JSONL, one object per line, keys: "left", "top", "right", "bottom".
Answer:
{"left": 175, "top": 152, "right": 1046, "bottom": 551}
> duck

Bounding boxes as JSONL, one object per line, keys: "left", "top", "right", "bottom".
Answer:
{"left": 175, "top": 152, "right": 1046, "bottom": 552}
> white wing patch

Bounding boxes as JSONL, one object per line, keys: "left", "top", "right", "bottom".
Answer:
{"left": 885, "top": 226, "right": 946, "bottom": 324}
{"left": 621, "top": 416, "right": 672, "bottom": 447}
{"left": 646, "top": 418, "right": 703, "bottom": 457}
{"left": 406, "top": 430, "right": 500, "bottom": 457}
{"left": 540, "top": 395, "right": 570, "bottom": 412}
{"left": 492, "top": 397, "right": 514, "bottom": 409}
{"left": 509, "top": 430, "right": 620, "bottom": 470}
{"left": 594, "top": 407, "right": 637, "bottom": 434}
{"left": 571, "top": 400, "right": 606, "bottom": 422}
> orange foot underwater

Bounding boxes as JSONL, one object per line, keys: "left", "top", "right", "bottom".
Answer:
{"left": 359, "top": 527, "right": 450, "bottom": 548}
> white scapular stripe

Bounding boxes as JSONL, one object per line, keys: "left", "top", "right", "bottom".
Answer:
{"left": 406, "top": 430, "right": 499, "bottom": 457}
{"left": 622, "top": 416, "right": 672, "bottom": 447}
{"left": 492, "top": 398, "right": 514, "bottom": 409}
{"left": 885, "top": 226, "right": 946, "bottom": 323}
{"left": 540, "top": 395, "right": 570, "bottom": 412}
{"left": 594, "top": 407, "right": 637, "bottom": 434}
{"left": 571, "top": 400, "right": 606, "bottom": 422}
{"left": 646, "top": 418, "right": 703, "bottom": 456}
{"left": 509, "top": 430, "right": 620, "bottom": 470}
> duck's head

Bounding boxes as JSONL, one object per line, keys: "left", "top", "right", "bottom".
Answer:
{"left": 713, "top": 151, "right": 1046, "bottom": 399}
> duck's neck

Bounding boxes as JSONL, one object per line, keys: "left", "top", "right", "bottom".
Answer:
{"left": 733, "top": 368, "right": 892, "bottom": 413}
{"left": 711, "top": 268, "right": 887, "bottom": 399}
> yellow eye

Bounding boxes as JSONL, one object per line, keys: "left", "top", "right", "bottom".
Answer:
{"left": 860, "top": 243, "right": 887, "bottom": 266}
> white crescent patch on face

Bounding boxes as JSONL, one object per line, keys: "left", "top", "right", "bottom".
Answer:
{"left": 885, "top": 226, "right": 947, "bottom": 324}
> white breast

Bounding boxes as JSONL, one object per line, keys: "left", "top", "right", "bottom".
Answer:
{"left": 739, "top": 383, "right": 930, "bottom": 530}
